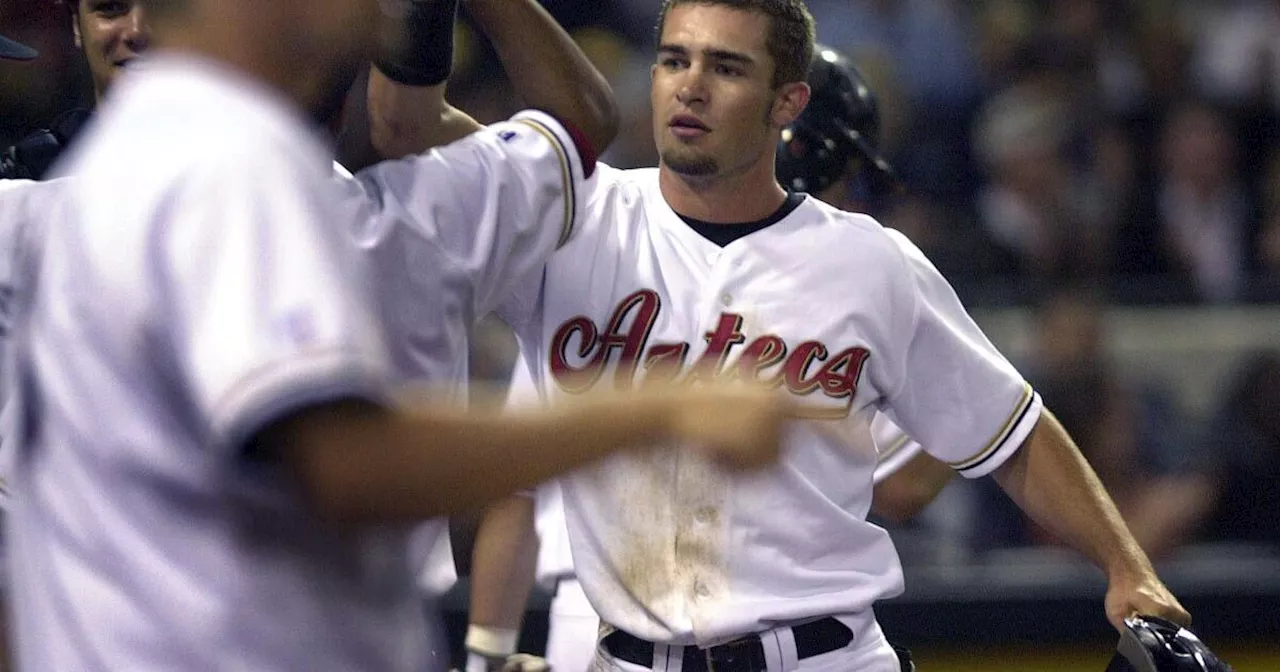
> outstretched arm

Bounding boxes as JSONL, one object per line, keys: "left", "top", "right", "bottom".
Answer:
{"left": 368, "top": 0, "right": 619, "bottom": 158}
{"left": 992, "top": 409, "right": 1191, "bottom": 631}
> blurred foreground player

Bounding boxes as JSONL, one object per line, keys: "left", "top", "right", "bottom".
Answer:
{"left": 6, "top": 0, "right": 789, "bottom": 670}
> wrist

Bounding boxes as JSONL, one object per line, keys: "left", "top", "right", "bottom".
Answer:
{"left": 465, "top": 624, "right": 519, "bottom": 659}
{"left": 1105, "top": 548, "right": 1156, "bottom": 585}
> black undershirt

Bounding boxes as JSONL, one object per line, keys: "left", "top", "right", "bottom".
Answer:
{"left": 676, "top": 191, "right": 806, "bottom": 247}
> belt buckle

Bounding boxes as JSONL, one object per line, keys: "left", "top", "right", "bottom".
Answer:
{"left": 704, "top": 637, "right": 765, "bottom": 672}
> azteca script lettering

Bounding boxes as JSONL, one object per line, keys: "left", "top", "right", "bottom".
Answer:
{"left": 548, "top": 289, "right": 870, "bottom": 417}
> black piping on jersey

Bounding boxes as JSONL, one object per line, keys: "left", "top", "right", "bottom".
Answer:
{"left": 515, "top": 117, "right": 577, "bottom": 249}
{"left": 676, "top": 191, "right": 806, "bottom": 247}
{"left": 952, "top": 386, "right": 1039, "bottom": 476}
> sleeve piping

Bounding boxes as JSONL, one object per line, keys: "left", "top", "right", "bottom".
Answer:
{"left": 948, "top": 385, "right": 1042, "bottom": 478}
{"left": 513, "top": 117, "right": 577, "bottom": 250}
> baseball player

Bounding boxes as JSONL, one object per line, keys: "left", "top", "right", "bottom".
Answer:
{"left": 464, "top": 45, "right": 950, "bottom": 672}
{"left": 468, "top": 1, "right": 1190, "bottom": 670}
{"left": 1, "top": 1, "right": 147, "bottom": 181}
{"left": 5, "top": 1, "right": 790, "bottom": 670}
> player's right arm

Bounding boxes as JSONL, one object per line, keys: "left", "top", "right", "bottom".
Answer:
{"left": 368, "top": 0, "right": 619, "bottom": 159}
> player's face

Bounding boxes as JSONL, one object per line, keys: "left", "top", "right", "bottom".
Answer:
{"left": 73, "top": 0, "right": 150, "bottom": 100}
{"left": 651, "top": 4, "right": 807, "bottom": 180}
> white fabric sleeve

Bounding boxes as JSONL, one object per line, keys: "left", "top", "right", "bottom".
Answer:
{"left": 870, "top": 413, "right": 924, "bottom": 485}
{"left": 876, "top": 229, "right": 1043, "bottom": 479}
{"left": 165, "top": 152, "right": 391, "bottom": 452}
{"left": 350, "top": 110, "right": 589, "bottom": 319}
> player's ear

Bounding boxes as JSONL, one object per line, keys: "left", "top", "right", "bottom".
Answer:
{"left": 72, "top": 12, "right": 84, "bottom": 49}
{"left": 771, "top": 81, "right": 810, "bottom": 129}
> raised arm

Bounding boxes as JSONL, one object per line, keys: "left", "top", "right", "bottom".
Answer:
{"left": 368, "top": 0, "right": 619, "bottom": 158}
{"left": 992, "top": 409, "right": 1191, "bottom": 630}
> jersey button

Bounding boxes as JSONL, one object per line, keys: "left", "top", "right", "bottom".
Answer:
{"left": 720, "top": 293, "right": 732, "bottom": 307}
{"left": 694, "top": 581, "right": 711, "bottom": 598}
{"left": 694, "top": 507, "right": 715, "bottom": 524}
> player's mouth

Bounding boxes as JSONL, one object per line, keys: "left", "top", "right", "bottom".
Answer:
{"left": 669, "top": 114, "right": 710, "bottom": 139}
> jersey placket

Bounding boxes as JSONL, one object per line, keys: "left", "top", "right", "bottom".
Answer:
{"left": 679, "top": 246, "right": 749, "bottom": 639}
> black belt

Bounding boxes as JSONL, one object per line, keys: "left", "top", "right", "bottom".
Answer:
{"left": 602, "top": 617, "right": 853, "bottom": 672}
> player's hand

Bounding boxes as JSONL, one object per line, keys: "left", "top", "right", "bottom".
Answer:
{"left": 502, "top": 653, "right": 551, "bottom": 672}
{"left": 666, "top": 384, "right": 788, "bottom": 471}
{"left": 1104, "top": 571, "right": 1191, "bottom": 633}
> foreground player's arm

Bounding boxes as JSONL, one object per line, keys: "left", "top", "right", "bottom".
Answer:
{"left": 992, "top": 410, "right": 1191, "bottom": 629}
{"left": 263, "top": 390, "right": 749, "bottom": 524}
{"left": 368, "top": 0, "right": 619, "bottom": 158}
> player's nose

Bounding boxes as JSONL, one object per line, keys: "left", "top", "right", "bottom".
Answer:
{"left": 676, "top": 76, "right": 708, "bottom": 106}
{"left": 124, "top": 10, "right": 151, "bottom": 52}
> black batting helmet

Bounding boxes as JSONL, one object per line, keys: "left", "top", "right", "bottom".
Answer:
{"left": 1106, "top": 616, "right": 1233, "bottom": 672}
{"left": 0, "top": 34, "right": 37, "bottom": 60}
{"left": 776, "top": 44, "right": 899, "bottom": 195}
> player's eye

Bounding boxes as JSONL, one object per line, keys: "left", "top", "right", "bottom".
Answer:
{"left": 659, "top": 57, "right": 688, "bottom": 70}
{"left": 715, "top": 64, "right": 744, "bottom": 77}
{"left": 91, "top": 0, "right": 131, "bottom": 18}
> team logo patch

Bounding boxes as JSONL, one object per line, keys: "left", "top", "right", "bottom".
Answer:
{"left": 276, "top": 308, "right": 318, "bottom": 348}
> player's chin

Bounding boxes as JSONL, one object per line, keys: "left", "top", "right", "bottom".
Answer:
{"left": 661, "top": 146, "right": 719, "bottom": 177}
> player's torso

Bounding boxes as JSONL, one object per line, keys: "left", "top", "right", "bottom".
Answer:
{"left": 522, "top": 166, "right": 905, "bottom": 643}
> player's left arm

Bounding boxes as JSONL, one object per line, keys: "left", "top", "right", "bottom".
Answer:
{"left": 367, "top": 0, "right": 619, "bottom": 159}
{"left": 991, "top": 410, "right": 1191, "bottom": 630}
{"left": 873, "top": 228, "right": 1188, "bottom": 632}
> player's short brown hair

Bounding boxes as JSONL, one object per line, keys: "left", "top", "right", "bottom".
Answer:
{"left": 655, "top": 0, "right": 816, "bottom": 88}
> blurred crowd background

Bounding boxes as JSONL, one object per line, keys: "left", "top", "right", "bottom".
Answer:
{"left": 3, "top": 0, "right": 1279, "bottom": 664}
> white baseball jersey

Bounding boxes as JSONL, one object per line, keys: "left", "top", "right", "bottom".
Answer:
{"left": 0, "top": 178, "right": 66, "bottom": 495}
{"left": 7, "top": 55, "right": 417, "bottom": 671}
{"left": 870, "top": 414, "right": 924, "bottom": 486}
{"left": 330, "top": 107, "right": 589, "bottom": 594}
{"left": 509, "top": 355, "right": 923, "bottom": 588}
{"left": 501, "top": 164, "right": 1043, "bottom": 646}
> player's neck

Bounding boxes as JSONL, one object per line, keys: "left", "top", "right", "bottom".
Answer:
{"left": 658, "top": 161, "right": 788, "bottom": 224}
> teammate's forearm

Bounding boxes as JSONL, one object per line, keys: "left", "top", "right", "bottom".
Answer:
{"left": 465, "top": 0, "right": 620, "bottom": 152}
{"left": 279, "top": 397, "right": 670, "bottom": 524}
{"left": 992, "top": 409, "right": 1155, "bottom": 580}
{"left": 366, "top": 73, "right": 482, "bottom": 158}
{"left": 468, "top": 495, "right": 539, "bottom": 632}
